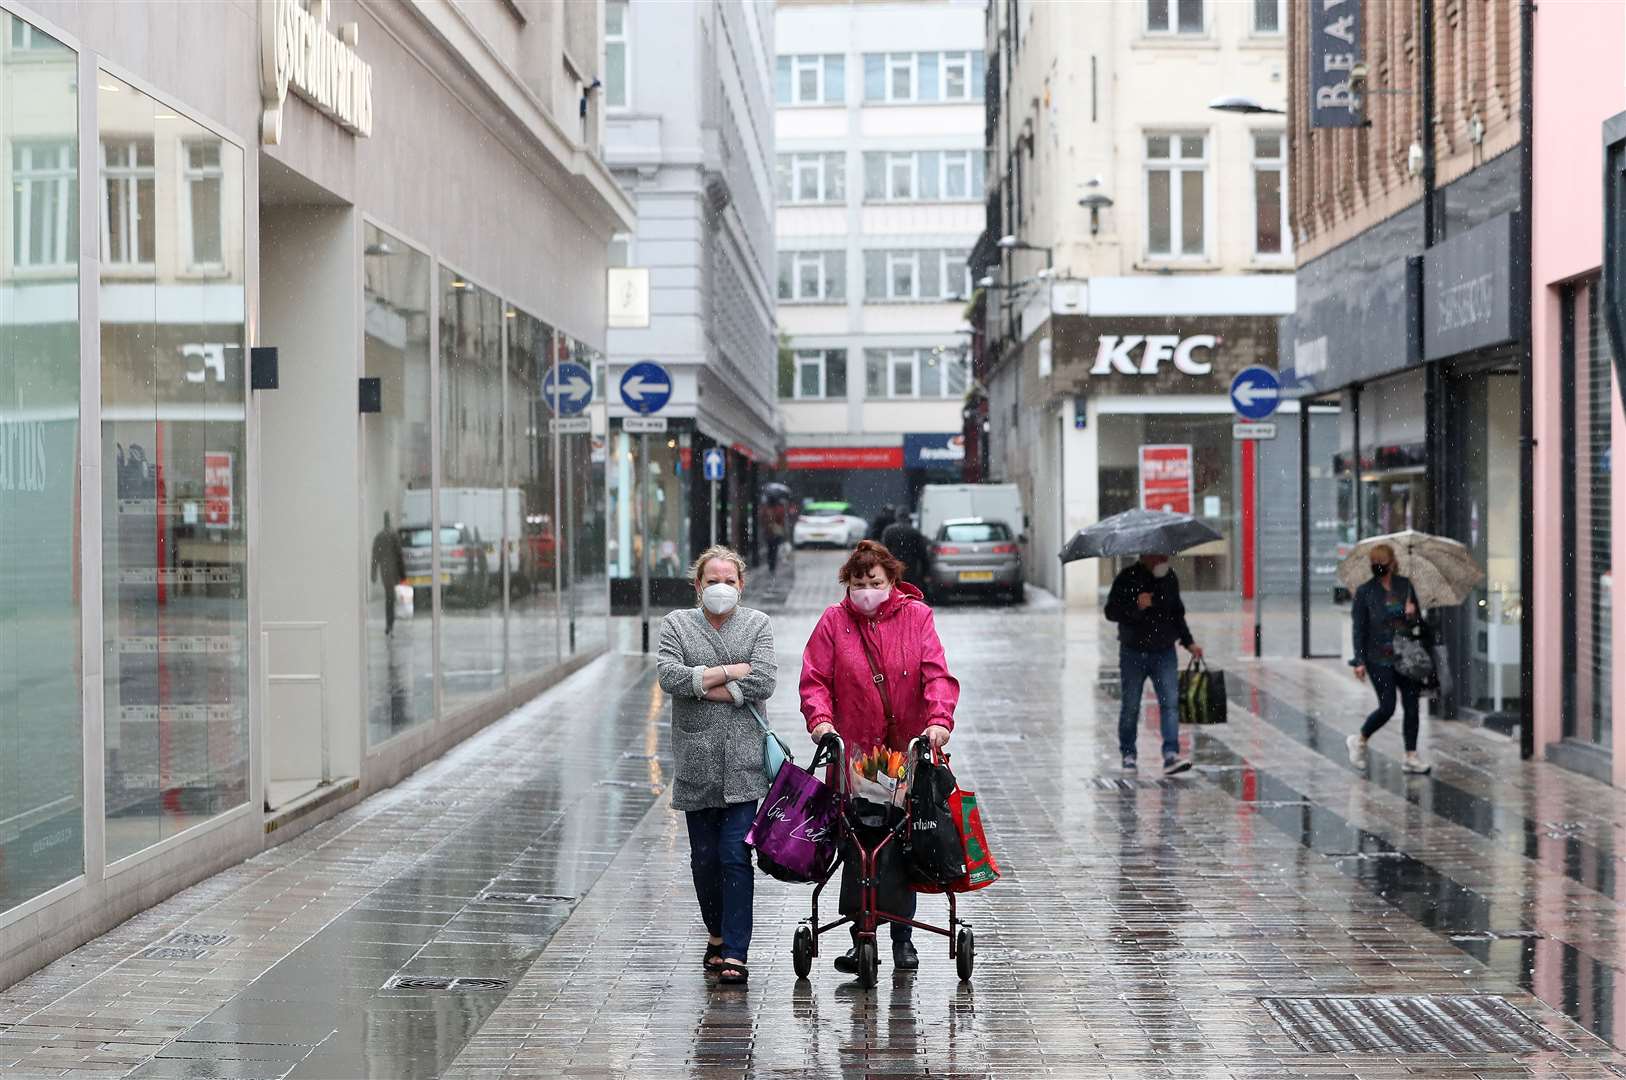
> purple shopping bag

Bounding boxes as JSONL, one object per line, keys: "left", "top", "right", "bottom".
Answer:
{"left": 744, "top": 761, "right": 838, "bottom": 884}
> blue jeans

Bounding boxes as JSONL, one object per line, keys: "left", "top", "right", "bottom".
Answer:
{"left": 686, "top": 800, "right": 758, "bottom": 963}
{"left": 1119, "top": 645, "right": 1181, "bottom": 760}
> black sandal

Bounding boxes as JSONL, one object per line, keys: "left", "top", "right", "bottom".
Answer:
{"left": 717, "top": 960, "right": 748, "bottom": 985}
{"left": 702, "top": 942, "right": 723, "bottom": 970}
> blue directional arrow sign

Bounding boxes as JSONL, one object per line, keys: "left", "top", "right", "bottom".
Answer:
{"left": 1229, "top": 366, "right": 1281, "bottom": 421}
{"left": 542, "top": 361, "right": 593, "bottom": 416}
{"left": 702, "top": 448, "right": 726, "bottom": 482}
{"left": 619, "top": 360, "right": 672, "bottom": 415}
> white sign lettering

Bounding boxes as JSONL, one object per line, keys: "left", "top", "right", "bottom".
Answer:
{"left": 182, "top": 343, "right": 229, "bottom": 384}
{"left": 260, "top": 0, "right": 374, "bottom": 146}
{"left": 1435, "top": 272, "right": 1496, "bottom": 333}
{"left": 1091, "top": 334, "right": 1216, "bottom": 376}
{"left": 0, "top": 420, "right": 49, "bottom": 493}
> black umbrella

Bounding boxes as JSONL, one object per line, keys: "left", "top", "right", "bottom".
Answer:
{"left": 1059, "top": 508, "right": 1222, "bottom": 562}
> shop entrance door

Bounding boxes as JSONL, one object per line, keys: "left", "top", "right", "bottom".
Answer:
{"left": 1446, "top": 362, "right": 1522, "bottom": 727}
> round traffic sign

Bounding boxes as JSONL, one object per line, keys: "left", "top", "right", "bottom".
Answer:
{"left": 1230, "top": 366, "right": 1281, "bottom": 421}
{"left": 619, "top": 360, "right": 672, "bottom": 415}
{"left": 702, "top": 448, "right": 725, "bottom": 482}
{"left": 543, "top": 361, "right": 594, "bottom": 416}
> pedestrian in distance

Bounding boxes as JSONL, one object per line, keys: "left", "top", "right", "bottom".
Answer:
{"left": 1346, "top": 543, "right": 1431, "bottom": 774}
{"left": 880, "top": 508, "right": 930, "bottom": 592}
{"left": 1104, "top": 554, "right": 1200, "bottom": 776}
{"left": 867, "top": 504, "right": 897, "bottom": 541}
{"left": 799, "top": 539, "right": 960, "bottom": 975}
{"left": 370, "top": 512, "right": 406, "bottom": 635}
{"left": 656, "top": 545, "right": 779, "bottom": 986}
{"left": 760, "top": 498, "right": 787, "bottom": 576}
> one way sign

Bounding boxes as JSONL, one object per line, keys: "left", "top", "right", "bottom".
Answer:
{"left": 1229, "top": 366, "right": 1281, "bottom": 421}
{"left": 619, "top": 360, "right": 672, "bottom": 415}
{"left": 543, "top": 361, "right": 593, "bottom": 416}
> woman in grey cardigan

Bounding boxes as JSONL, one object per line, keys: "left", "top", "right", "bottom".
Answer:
{"left": 656, "top": 545, "right": 777, "bottom": 986}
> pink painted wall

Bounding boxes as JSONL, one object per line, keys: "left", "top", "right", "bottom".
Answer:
{"left": 1529, "top": 0, "right": 1626, "bottom": 781}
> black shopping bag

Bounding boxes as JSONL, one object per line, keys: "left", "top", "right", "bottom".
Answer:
{"left": 838, "top": 801, "right": 912, "bottom": 921}
{"left": 1178, "top": 657, "right": 1228, "bottom": 724}
{"left": 904, "top": 749, "right": 967, "bottom": 889}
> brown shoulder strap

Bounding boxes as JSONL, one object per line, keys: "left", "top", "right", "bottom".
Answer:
{"left": 845, "top": 608, "right": 896, "bottom": 725}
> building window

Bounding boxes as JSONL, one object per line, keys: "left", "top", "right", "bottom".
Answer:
{"left": 864, "top": 348, "right": 970, "bottom": 399}
{"left": 8, "top": 18, "right": 70, "bottom": 53}
{"left": 1562, "top": 282, "right": 1614, "bottom": 749}
{"left": 777, "top": 250, "right": 845, "bottom": 302}
{"left": 777, "top": 152, "right": 845, "bottom": 204}
{"left": 1251, "top": 131, "right": 1288, "bottom": 257}
{"left": 939, "top": 250, "right": 971, "bottom": 300}
{"left": 182, "top": 140, "right": 225, "bottom": 270}
{"left": 777, "top": 53, "right": 844, "bottom": 105}
{"left": 780, "top": 349, "right": 848, "bottom": 400}
{"left": 887, "top": 251, "right": 918, "bottom": 300}
{"left": 1145, "top": 132, "right": 1206, "bottom": 258}
{"left": 101, "top": 138, "right": 155, "bottom": 269}
{"left": 863, "top": 150, "right": 984, "bottom": 201}
{"left": 11, "top": 141, "right": 76, "bottom": 270}
{"left": 1253, "top": 0, "right": 1283, "bottom": 34}
{"left": 863, "top": 249, "right": 969, "bottom": 301}
{"left": 604, "top": 0, "right": 628, "bottom": 108}
{"left": 1146, "top": 0, "right": 1204, "bottom": 34}
{"left": 864, "top": 51, "right": 984, "bottom": 103}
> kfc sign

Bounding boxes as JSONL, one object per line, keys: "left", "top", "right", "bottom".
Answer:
{"left": 1090, "top": 334, "right": 1216, "bottom": 376}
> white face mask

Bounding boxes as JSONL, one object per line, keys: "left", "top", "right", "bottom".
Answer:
{"left": 1150, "top": 562, "right": 1172, "bottom": 579}
{"left": 849, "top": 585, "right": 891, "bottom": 615}
{"left": 701, "top": 583, "right": 739, "bottom": 615}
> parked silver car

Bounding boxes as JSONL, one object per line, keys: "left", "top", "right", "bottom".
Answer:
{"left": 400, "top": 523, "right": 493, "bottom": 607}
{"left": 927, "top": 518, "right": 1024, "bottom": 604}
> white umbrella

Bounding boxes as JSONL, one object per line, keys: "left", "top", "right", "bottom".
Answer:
{"left": 1335, "top": 529, "right": 1485, "bottom": 609}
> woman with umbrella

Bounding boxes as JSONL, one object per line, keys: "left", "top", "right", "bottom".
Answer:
{"left": 1346, "top": 543, "right": 1428, "bottom": 774}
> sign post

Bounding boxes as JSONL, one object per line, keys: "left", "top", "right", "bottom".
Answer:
{"left": 620, "top": 361, "right": 673, "bottom": 653}
{"left": 546, "top": 355, "right": 594, "bottom": 654}
{"left": 703, "top": 449, "right": 726, "bottom": 547}
{"left": 1229, "top": 366, "right": 1280, "bottom": 659}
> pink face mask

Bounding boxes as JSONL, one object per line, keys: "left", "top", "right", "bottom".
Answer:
{"left": 849, "top": 586, "right": 891, "bottom": 615}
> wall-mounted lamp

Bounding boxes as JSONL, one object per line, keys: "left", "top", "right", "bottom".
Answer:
{"left": 1078, "top": 191, "right": 1114, "bottom": 235}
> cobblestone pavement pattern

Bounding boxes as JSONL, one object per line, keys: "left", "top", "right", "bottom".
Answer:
{"left": 1, "top": 551, "right": 1624, "bottom": 1078}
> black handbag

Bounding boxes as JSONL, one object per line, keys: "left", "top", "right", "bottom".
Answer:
{"left": 1178, "top": 656, "right": 1228, "bottom": 724}
{"left": 904, "top": 746, "right": 967, "bottom": 888}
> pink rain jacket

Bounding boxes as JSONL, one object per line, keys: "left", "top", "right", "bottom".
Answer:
{"left": 798, "top": 581, "right": 960, "bottom": 755}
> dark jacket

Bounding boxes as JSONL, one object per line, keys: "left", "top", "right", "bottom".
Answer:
{"left": 1104, "top": 563, "right": 1194, "bottom": 652}
{"left": 880, "top": 522, "right": 930, "bottom": 585}
{"left": 1351, "top": 574, "right": 1419, "bottom": 668}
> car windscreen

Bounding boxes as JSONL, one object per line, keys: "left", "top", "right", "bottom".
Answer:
{"left": 403, "top": 527, "right": 462, "bottom": 547}
{"left": 940, "top": 522, "right": 1010, "bottom": 543}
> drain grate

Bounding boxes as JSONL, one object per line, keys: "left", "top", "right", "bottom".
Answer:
{"left": 477, "top": 891, "right": 576, "bottom": 906}
{"left": 1448, "top": 928, "right": 1546, "bottom": 943}
{"left": 164, "top": 931, "right": 228, "bottom": 949}
{"left": 386, "top": 975, "right": 509, "bottom": 992}
{"left": 139, "top": 945, "right": 206, "bottom": 961}
{"left": 1261, "top": 995, "right": 1574, "bottom": 1054}
{"left": 1153, "top": 948, "right": 1244, "bottom": 963}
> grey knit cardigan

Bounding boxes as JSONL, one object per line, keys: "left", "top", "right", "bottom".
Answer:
{"left": 656, "top": 604, "right": 779, "bottom": 811}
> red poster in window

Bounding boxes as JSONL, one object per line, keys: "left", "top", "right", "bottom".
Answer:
{"left": 1138, "top": 444, "right": 1192, "bottom": 515}
{"left": 203, "top": 451, "right": 233, "bottom": 528}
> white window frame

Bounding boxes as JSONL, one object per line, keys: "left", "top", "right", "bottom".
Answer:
{"left": 604, "top": 0, "right": 629, "bottom": 109}
{"left": 941, "top": 51, "right": 972, "bottom": 100}
{"left": 180, "top": 139, "right": 226, "bottom": 273}
{"left": 887, "top": 152, "right": 917, "bottom": 200}
{"left": 1143, "top": 132, "right": 1209, "bottom": 261}
{"left": 1252, "top": 0, "right": 1285, "bottom": 35}
{"left": 101, "top": 138, "right": 155, "bottom": 272}
{"left": 886, "top": 53, "right": 917, "bottom": 102}
{"left": 1146, "top": 0, "right": 1205, "bottom": 35}
{"left": 1250, "top": 130, "right": 1290, "bottom": 260}
{"left": 11, "top": 141, "right": 75, "bottom": 272}
{"left": 941, "top": 150, "right": 973, "bottom": 200}
{"left": 887, "top": 349, "right": 918, "bottom": 397}
{"left": 938, "top": 252, "right": 971, "bottom": 300}
{"left": 792, "top": 350, "right": 832, "bottom": 399}
{"left": 792, "top": 154, "right": 826, "bottom": 202}
{"left": 793, "top": 54, "right": 825, "bottom": 105}
{"left": 885, "top": 251, "right": 919, "bottom": 300}
{"left": 793, "top": 252, "right": 828, "bottom": 301}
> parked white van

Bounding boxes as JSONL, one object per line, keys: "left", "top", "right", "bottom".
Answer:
{"left": 917, "top": 484, "right": 1027, "bottom": 544}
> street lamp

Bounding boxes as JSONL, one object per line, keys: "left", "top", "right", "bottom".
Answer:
{"left": 997, "top": 233, "right": 1053, "bottom": 269}
{"left": 1208, "top": 94, "right": 1285, "bottom": 115}
{"left": 1078, "top": 191, "right": 1114, "bottom": 235}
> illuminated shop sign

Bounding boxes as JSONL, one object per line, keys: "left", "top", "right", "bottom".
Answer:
{"left": 1090, "top": 334, "right": 1216, "bottom": 376}
{"left": 260, "top": 0, "right": 375, "bottom": 145}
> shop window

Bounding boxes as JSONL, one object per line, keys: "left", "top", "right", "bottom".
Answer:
{"left": 1563, "top": 282, "right": 1614, "bottom": 748}
{"left": 1147, "top": 0, "right": 1204, "bottom": 34}
{"left": 0, "top": 10, "right": 81, "bottom": 913}
{"left": 11, "top": 141, "right": 77, "bottom": 270}
{"left": 605, "top": 0, "right": 628, "bottom": 109}
{"left": 1252, "top": 131, "right": 1288, "bottom": 258}
{"left": 361, "top": 224, "right": 433, "bottom": 743}
{"left": 776, "top": 53, "right": 844, "bottom": 105}
{"left": 564, "top": 339, "right": 608, "bottom": 658}
{"left": 507, "top": 310, "right": 560, "bottom": 683}
{"left": 101, "top": 138, "right": 155, "bottom": 270}
{"left": 99, "top": 75, "right": 249, "bottom": 861}
{"left": 1145, "top": 132, "right": 1206, "bottom": 259}
{"left": 182, "top": 140, "right": 225, "bottom": 270}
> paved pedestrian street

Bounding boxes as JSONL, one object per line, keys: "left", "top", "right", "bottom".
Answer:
{"left": 2, "top": 553, "right": 1625, "bottom": 1079}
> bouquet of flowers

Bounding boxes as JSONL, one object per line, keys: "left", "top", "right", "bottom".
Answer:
{"left": 848, "top": 745, "right": 909, "bottom": 807}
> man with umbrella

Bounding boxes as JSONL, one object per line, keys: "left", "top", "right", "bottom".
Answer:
{"left": 1063, "top": 509, "right": 1218, "bottom": 776}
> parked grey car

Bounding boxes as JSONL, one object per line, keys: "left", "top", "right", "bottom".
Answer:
{"left": 400, "top": 523, "right": 492, "bottom": 607}
{"left": 927, "top": 518, "right": 1024, "bottom": 604}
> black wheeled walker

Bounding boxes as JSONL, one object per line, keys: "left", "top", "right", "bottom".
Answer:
{"left": 790, "top": 734, "right": 974, "bottom": 989}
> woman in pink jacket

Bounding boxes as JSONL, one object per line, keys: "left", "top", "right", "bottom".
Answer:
{"left": 799, "top": 539, "right": 960, "bottom": 975}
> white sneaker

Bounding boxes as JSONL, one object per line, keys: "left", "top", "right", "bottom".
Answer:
{"left": 1402, "top": 755, "right": 1432, "bottom": 774}
{"left": 1346, "top": 734, "right": 1368, "bottom": 769}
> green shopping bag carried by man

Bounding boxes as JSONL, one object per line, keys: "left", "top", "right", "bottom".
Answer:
{"left": 1178, "top": 656, "right": 1228, "bottom": 724}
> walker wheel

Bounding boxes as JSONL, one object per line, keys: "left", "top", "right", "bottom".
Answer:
{"left": 856, "top": 938, "right": 879, "bottom": 989}
{"left": 792, "top": 924, "right": 814, "bottom": 980}
{"left": 956, "top": 926, "right": 975, "bottom": 982}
